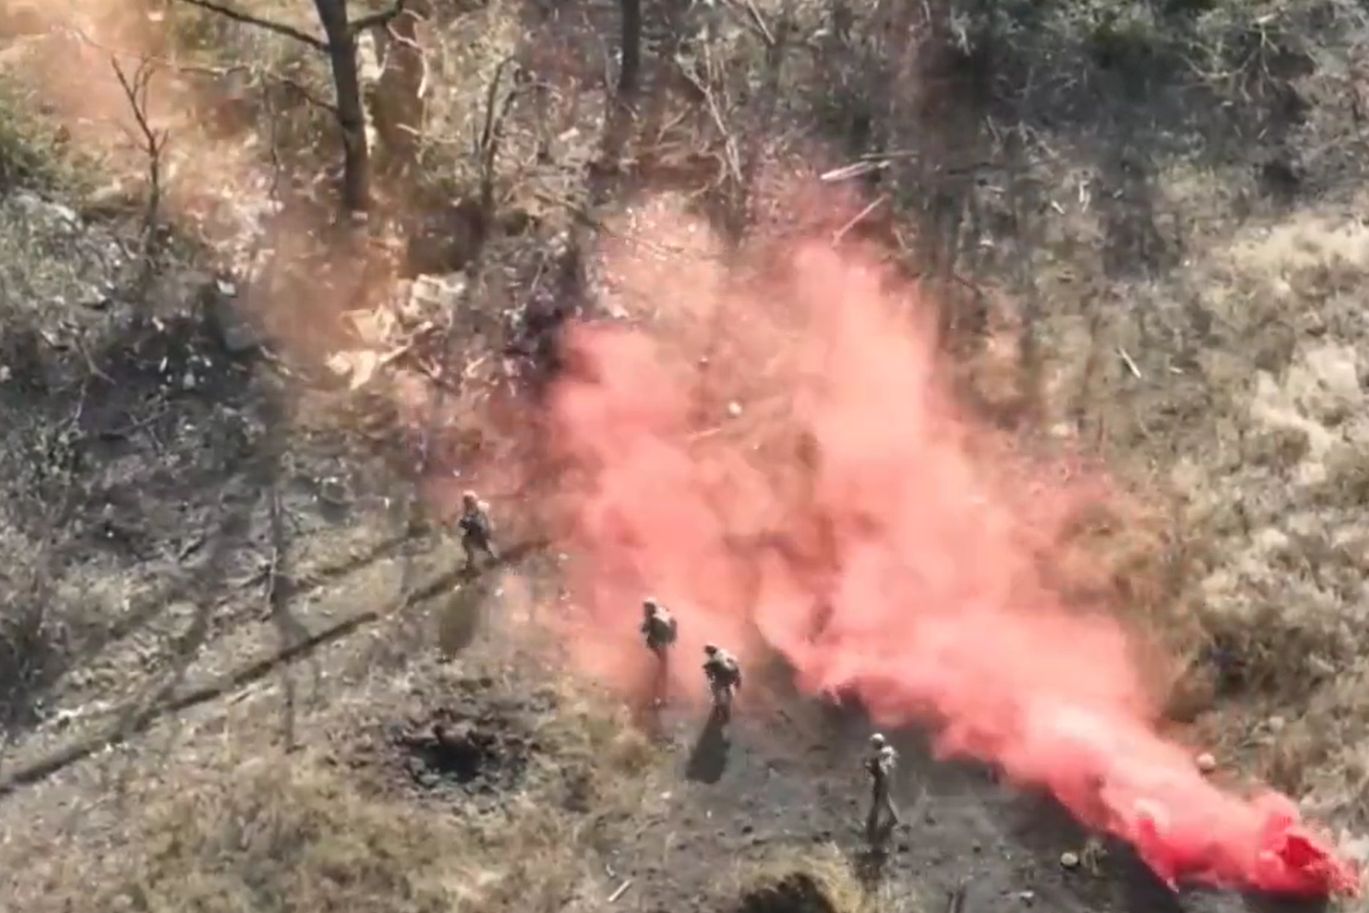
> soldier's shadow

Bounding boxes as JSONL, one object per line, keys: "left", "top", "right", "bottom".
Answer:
{"left": 684, "top": 712, "right": 729, "bottom": 784}
{"left": 853, "top": 847, "right": 889, "bottom": 890}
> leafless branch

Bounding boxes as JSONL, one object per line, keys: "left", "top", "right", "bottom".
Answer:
{"left": 677, "top": 46, "right": 743, "bottom": 189}
{"left": 350, "top": 0, "right": 413, "bottom": 34}
{"left": 720, "top": 0, "right": 774, "bottom": 47}
{"left": 110, "top": 56, "right": 170, "bottom": 262}
{"left": 63, "top": 24, "right": 339, "bottom": 115}
{"left": 831, "top": 194, "right": 887, "bottom": 245}
{"left": 477, "top": 56, "right": 521, "bottom": 214}
{"left": 173, "top": 0, "right": 329, "bottom": 51}
{"left": 254, "top": 69, "right": 339, "bottom": 114}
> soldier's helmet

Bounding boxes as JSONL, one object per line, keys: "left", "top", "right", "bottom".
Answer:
{"left": 643, "top": 597, "right": 659, "bottom": 615}
{"left": 869, "top": 733, "right": 886, "bottom": 748}
{"left": 461, "top": 490, "right": 478, "bottom": 507}
{"left": 703, "top": 643, "right": 718, "bottom": 656}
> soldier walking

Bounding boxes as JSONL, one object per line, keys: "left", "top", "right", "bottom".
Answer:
{"left": 456, "top": 490, "right": 499, "bottom": 571}
{"left": 865, "top": 732, "right": 901, "bottom": 846}
{"left": 702, "top": 644, "right": 742, "bottom": 725}
{"left": 640, "top": 598, "right": 678, "bottom": 707}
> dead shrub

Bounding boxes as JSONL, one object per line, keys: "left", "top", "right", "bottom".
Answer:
{"left": 0, "top": 566, "right": 65, "bottom": 732}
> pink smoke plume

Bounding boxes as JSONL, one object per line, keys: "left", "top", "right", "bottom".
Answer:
{"left": 541, "top": 198, "right": 1360, "bottom": 898}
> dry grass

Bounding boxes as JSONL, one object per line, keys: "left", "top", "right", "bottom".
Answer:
{"left": 6, "top": 661, "right": 669, "bottom": 913}
{"left": 0, "top": 78, "right": 88, "bottom": 192}
{"left": 90, "top": 751, "right": 472, "bottom": 913}
{"left": 1034, "top": 188, "right": 1369, "bottom": 826}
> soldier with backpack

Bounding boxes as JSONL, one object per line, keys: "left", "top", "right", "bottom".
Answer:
{"left": 865, "top": 732, "right": 901, "bottom": 846}
{"left": 456, "top": 490, "right": 498, "bottom": 571}
{"left": 702, "top": 643, "right": 742, "bottom": 725}
{"left": 640, "top": 598, "right": 678, "bottom": 706}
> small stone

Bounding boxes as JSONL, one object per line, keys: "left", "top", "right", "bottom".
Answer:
{"left": 80, "top": 282, "right": 111, "bottom": 310}
{"left": 1060, "top": 851, "right": 1080, "bottom": 869}
{"left": 1196, "top": 752, "right": 1217, "bottom": 773}
{"left": 727, "top": 401, "right": 743, "bottom": 418}
{"left": 318, "top": 477, "right": 348, "bottom": 505}
{"left": 409, "top": 272, "right": 468, "bottom": 316}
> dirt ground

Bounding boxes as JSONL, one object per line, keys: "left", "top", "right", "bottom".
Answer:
{"left": 0, "top": 540, "right": 1335, "bottom": 913}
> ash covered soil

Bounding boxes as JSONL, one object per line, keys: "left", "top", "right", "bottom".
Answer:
{"left": 0, "top": 481, "right": 1333, "bottom": 913}
{"left": 0, "top": 242, "right": 1346, "bottom": 913}
{"left": 0, "top": 133, "right": 1356, "bottom": 913}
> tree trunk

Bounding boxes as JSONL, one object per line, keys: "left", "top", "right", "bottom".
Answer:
{"left": 372, "top": 3, "right": 428, "bottom": 176}
{"left": 313, "top": 0, "right": 370, "bottom": 213}
{"left": 618, "top": 0, "right": 642, "bottom": 96}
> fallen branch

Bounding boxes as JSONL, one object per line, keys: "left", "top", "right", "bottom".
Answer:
{"left": 608, "top": 880, "right": 633, "bottom": 903}
{"left": 477, "top": 57, "right": 522, "bottom": 213}
{"left": 819, "top": 160, "right": 890, "bottom": 183}
{"left": 0, "top": 607, "right": 377, "bottom": 794}
{"left": 831, "top": 195, "right": 887, "bottom": 245}
{"left": 1117, "top": 345, "right": 1143, "bottom": 380}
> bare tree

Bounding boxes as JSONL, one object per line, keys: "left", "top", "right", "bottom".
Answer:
{"left": 110, "top": 56, "right": 170, "bottom": 274}
{"left": 176, "top": 0, "right": 411, "bottom": 213}
{"left": 312, "top": 0, "right": 375, "bottom": 214}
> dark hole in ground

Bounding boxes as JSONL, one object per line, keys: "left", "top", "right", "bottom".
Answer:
{"left": 736, "top": 873, "right": 838, "bottom": 913}
{"left": 427, "top": 723, "right": 493, "bottom": 781}
{"left": 391, "top": 706, "right": 532, "bottom": 796}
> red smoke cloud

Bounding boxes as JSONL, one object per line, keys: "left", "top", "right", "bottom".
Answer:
{"left": 543, "top": 198, "right": 1359, "bottom": 898}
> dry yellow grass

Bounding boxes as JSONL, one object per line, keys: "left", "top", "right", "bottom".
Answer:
{"left": 4, "top": 666, "right": 669, "bottom": 913}
{"left": 731, "top": 842, "right": 923, "bottom": 913}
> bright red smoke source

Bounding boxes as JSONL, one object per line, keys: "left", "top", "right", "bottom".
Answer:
{"left": 542, "top": 198, "right": 1359, "bottom": 899}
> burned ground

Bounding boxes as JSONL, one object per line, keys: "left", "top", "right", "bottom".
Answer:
{"left": 372, "top": 687, "right": 544, "bottom": 799}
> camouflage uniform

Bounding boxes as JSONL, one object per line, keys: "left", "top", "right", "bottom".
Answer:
{"left": 457, "top": 491, "right": 498, "bottom": 569}
{"left": 702, "top": 645, "right": 741, "bottom": 724}
{"left": 641, "top": 599, "right": 678, "bottom": 706}
{"left": 865, "top": 733, "right": 901, "bottom": 844}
